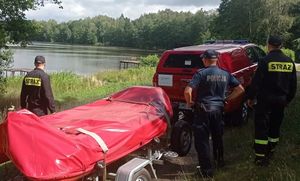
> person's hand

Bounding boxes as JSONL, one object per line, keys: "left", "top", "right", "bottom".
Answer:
{"left": 186, "top": 101, "right": 195, "bottom": 108}
{"left": 247, "top": 99, "right": 255, "bottom": 109}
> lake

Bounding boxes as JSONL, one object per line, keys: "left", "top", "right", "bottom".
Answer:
{"left": 11, "top": 42, "right": 158, "bottom": 75}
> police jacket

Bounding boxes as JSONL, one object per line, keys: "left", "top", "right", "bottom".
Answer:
{"left": 20, "top": 68, "right": 55, "bottom": 113}
{"left": 188, "top": 66, "right": 240, "bottom": 108}
{"left": 247, "top": 49, "right": 297, "bottom": 103}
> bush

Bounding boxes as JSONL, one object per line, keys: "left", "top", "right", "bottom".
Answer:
{"left": 259, "top": 46, "right": 295, "bottom": 61}
{"left": 0, "top": 49, "right": 13, "bottom": 97}
{"left": 282, "top": 48, "right": 295, "bottom": 61}
{"left": 139, "top": 54, "right": 159, "bottom": 67}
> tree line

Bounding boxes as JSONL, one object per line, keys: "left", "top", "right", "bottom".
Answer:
{"left": 30, "top": 9, "right": 213, "bottom": 49}
{"left": 29, "top": 0, "right": 300, "bottom": 51}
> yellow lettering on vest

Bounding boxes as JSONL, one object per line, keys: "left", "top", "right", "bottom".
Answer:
{"left": 25, "top": 77, "right": 41, "bottom": 86}
{"left": 268, "top": 62, "right": 293, "bottom": 72}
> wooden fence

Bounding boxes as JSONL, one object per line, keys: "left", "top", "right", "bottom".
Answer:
{"left": 119, "top": 60, "right": 140, "bottom": 69}
{"left": 3, "top": 68, "right": 31, "bottom": 77}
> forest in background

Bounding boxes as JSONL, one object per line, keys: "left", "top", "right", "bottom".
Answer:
{"left": 29, "top": 0, "right": 300, "bottom": 51}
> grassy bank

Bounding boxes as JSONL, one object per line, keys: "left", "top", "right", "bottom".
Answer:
{"left": 0, "top": 66, "right": 155, "bottom": 179}
{"left": 0, "top": 66, "right": 155, "bottom": 115}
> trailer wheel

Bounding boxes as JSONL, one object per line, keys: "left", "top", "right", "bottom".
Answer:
{"left": 171, "top": 120, "right": 192, "bottom": 156}
{"left": 132, "top": 168, "right": 151, "bottom": 181}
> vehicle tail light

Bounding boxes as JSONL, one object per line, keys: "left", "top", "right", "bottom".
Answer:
{"left": 153, "top": 73, "right": 158, "bottom": 87}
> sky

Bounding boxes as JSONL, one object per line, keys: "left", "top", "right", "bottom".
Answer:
{"left": 25, "top": 0, "right": 221, "bottom": 22}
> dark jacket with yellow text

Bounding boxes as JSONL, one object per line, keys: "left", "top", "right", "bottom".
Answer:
{"left": 247, "top": 49, "right": 297, "bottom": 103}
{"left": 20, "top": 68, "right": 55, "bottom": 114}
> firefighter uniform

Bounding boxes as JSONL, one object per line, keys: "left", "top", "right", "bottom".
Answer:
{"left": 247, "top": 36, "right": 297, "bottom": 165}
{"left": 188, "top": 50, "right": 240, "bottom": 176}
{"left": 21, "top": 57, "right": 55, "bottom": 116}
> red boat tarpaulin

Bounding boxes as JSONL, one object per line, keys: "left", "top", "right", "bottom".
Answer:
{"left": 0, "top": 86, "right": 172, "bottom": 180}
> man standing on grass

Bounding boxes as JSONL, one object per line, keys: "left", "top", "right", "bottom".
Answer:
{"left": 247, "top": 35, "right": 297, "bottom": 166}
{"left": 20, "top": 56, "right": 55, "bottom": 116}
{"left": 184, "top": 50, "right": 244, "bottom": 178}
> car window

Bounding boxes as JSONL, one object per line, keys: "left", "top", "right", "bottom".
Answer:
{"left": 253, "top": 46, "right": 266, "bottom": 59}
{"left": 245, "top": 47, "right": 259, "bottom": 63}
{"left": 163, "top": 54, "right": 204, "bottom": 68}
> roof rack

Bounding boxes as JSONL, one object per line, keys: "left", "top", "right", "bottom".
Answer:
{"left": 204, "top": 40, "right": 249, "bottom": 44}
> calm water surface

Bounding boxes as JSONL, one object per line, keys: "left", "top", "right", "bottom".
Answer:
{"left": 11, "top": 43, "right": 157, "bottom": 75}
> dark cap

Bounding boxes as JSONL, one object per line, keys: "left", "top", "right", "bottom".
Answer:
{"left": 268, "top": 35, "right": 282, "bottom": 47}
{"left": 201, "top": 49, "right": 218, "bottom": 60}
{"left": 34, "top": 56, "right": 46, "bottom": 64}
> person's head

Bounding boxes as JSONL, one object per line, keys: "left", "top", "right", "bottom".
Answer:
{"left": 201, "top": 49, "right": 218, "bottom": 67}
{"left": 267, "top": 35, "right": 282, "bottom": 52}
{"left": 34, "top": 56, "right": 46, "bottom": 69}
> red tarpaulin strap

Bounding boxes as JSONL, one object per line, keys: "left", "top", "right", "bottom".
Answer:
{"left": 107, "top": 98, "right": 150, "bottom": 106}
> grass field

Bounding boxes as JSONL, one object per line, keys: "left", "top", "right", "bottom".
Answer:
{"left": 0, "top": 67, "right": 156, "bottom": 115}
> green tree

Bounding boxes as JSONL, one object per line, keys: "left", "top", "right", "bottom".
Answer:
{"left": 133, "top": 9, "right": 212, "bottom": 49}
{"left": 45, "top": 20, "right": 58, "bottom": 42}
{"left": 0, "top": 0, "right": 62, "bottom": 97}
{"left": 54, "top": 23, "right": 72, "bottom": 43}
{"left": 92, "top": 15, "right": 115, "bottom": 45}
{"left": 212, "top": 0, "right": 296, "bottom": 45}
{"left": 288, "top": 1, "right": 300, "bottom": 49}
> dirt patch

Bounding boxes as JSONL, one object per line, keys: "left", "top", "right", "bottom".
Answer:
{"left": 154, "top": 145, "right": 198, "bottom": 180}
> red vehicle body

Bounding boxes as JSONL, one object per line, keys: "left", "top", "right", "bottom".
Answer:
{"left": 153, "top": 40, "right": 266, "bottom": 155}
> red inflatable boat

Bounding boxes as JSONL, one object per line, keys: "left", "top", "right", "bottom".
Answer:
{"left": 0, "top": 86, "right": 172, "bottom": 180}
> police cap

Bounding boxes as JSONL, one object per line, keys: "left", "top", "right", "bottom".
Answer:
{"left": 268, "top": 35, "right": 282, "bottom": 47}
{"left": 34, "top": 56, "right": 46, "bottom": 64}
{"left": 201, "top": 49, "right": 218, "bottom": 60}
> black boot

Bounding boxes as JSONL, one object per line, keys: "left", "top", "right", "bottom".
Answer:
{"left": 196, "top": 166, "right": 214, "bottom": 178}
{"left": 254, "top": 157, "right": 269, "bottom": 166}
{"left": 214, "top": 148, "right": 225, "bottom": 168}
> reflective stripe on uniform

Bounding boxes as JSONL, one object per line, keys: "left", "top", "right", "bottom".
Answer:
{"left": 255, "top": 139, "right": 268, "bottom": 145}
{"left": 25, "top": 77, "right": 42, "bottom": 86}
{"left": 255, "top": 153, "right": 265, "bottom": 157}
{"left": 268, "top": 137, "right": 279, "bottom": 143}
{"left": 268, "top": 62, "right": 294, "bottom": 72}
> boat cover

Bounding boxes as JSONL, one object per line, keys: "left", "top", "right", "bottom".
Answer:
{"left": 0, "top": 86, "right": 172, "bottom": 180}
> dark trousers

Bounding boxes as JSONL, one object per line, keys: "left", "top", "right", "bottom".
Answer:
{"left": 193, "top": 109, "right": 224, "bottom": 171}
{"left": 254, "top": 99, "right": 285, "bottom": 159}
{"left": 28, "top": 107, "right": 47, "bottom": 117}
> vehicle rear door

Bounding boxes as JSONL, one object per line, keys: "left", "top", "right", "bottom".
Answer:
{"left": 244, "top": 46, "right": 266, "bottom": 86}
{"left": 156, "top": 51, "right": 204, "bottom": 102}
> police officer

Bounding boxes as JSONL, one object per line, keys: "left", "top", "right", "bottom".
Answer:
{"left": 247, "top": 36, "right": 297, "bottom": 166}
{"left": 184, "top": 50, "right": 244, "bottom": 177}
{"left": 20, "top": 56, "right": 56, "bottom": 116}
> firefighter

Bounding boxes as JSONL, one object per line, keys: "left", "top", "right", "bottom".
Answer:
{"left": 247, "top": 35, "right": 297, "bottom": 166}
{"left": 20, "top": 56, "right": 56, "bottom": 116}
{"left": 184, "top": 50, "right": 244, "bottom": 177}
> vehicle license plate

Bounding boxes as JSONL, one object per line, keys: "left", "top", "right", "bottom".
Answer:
{"left": 158, "top": 74, "right": 173, "bottom": 86}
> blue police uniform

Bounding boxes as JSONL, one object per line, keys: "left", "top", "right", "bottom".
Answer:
{"left": 189, "top": 65, "right": 240, "bottom": 175}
